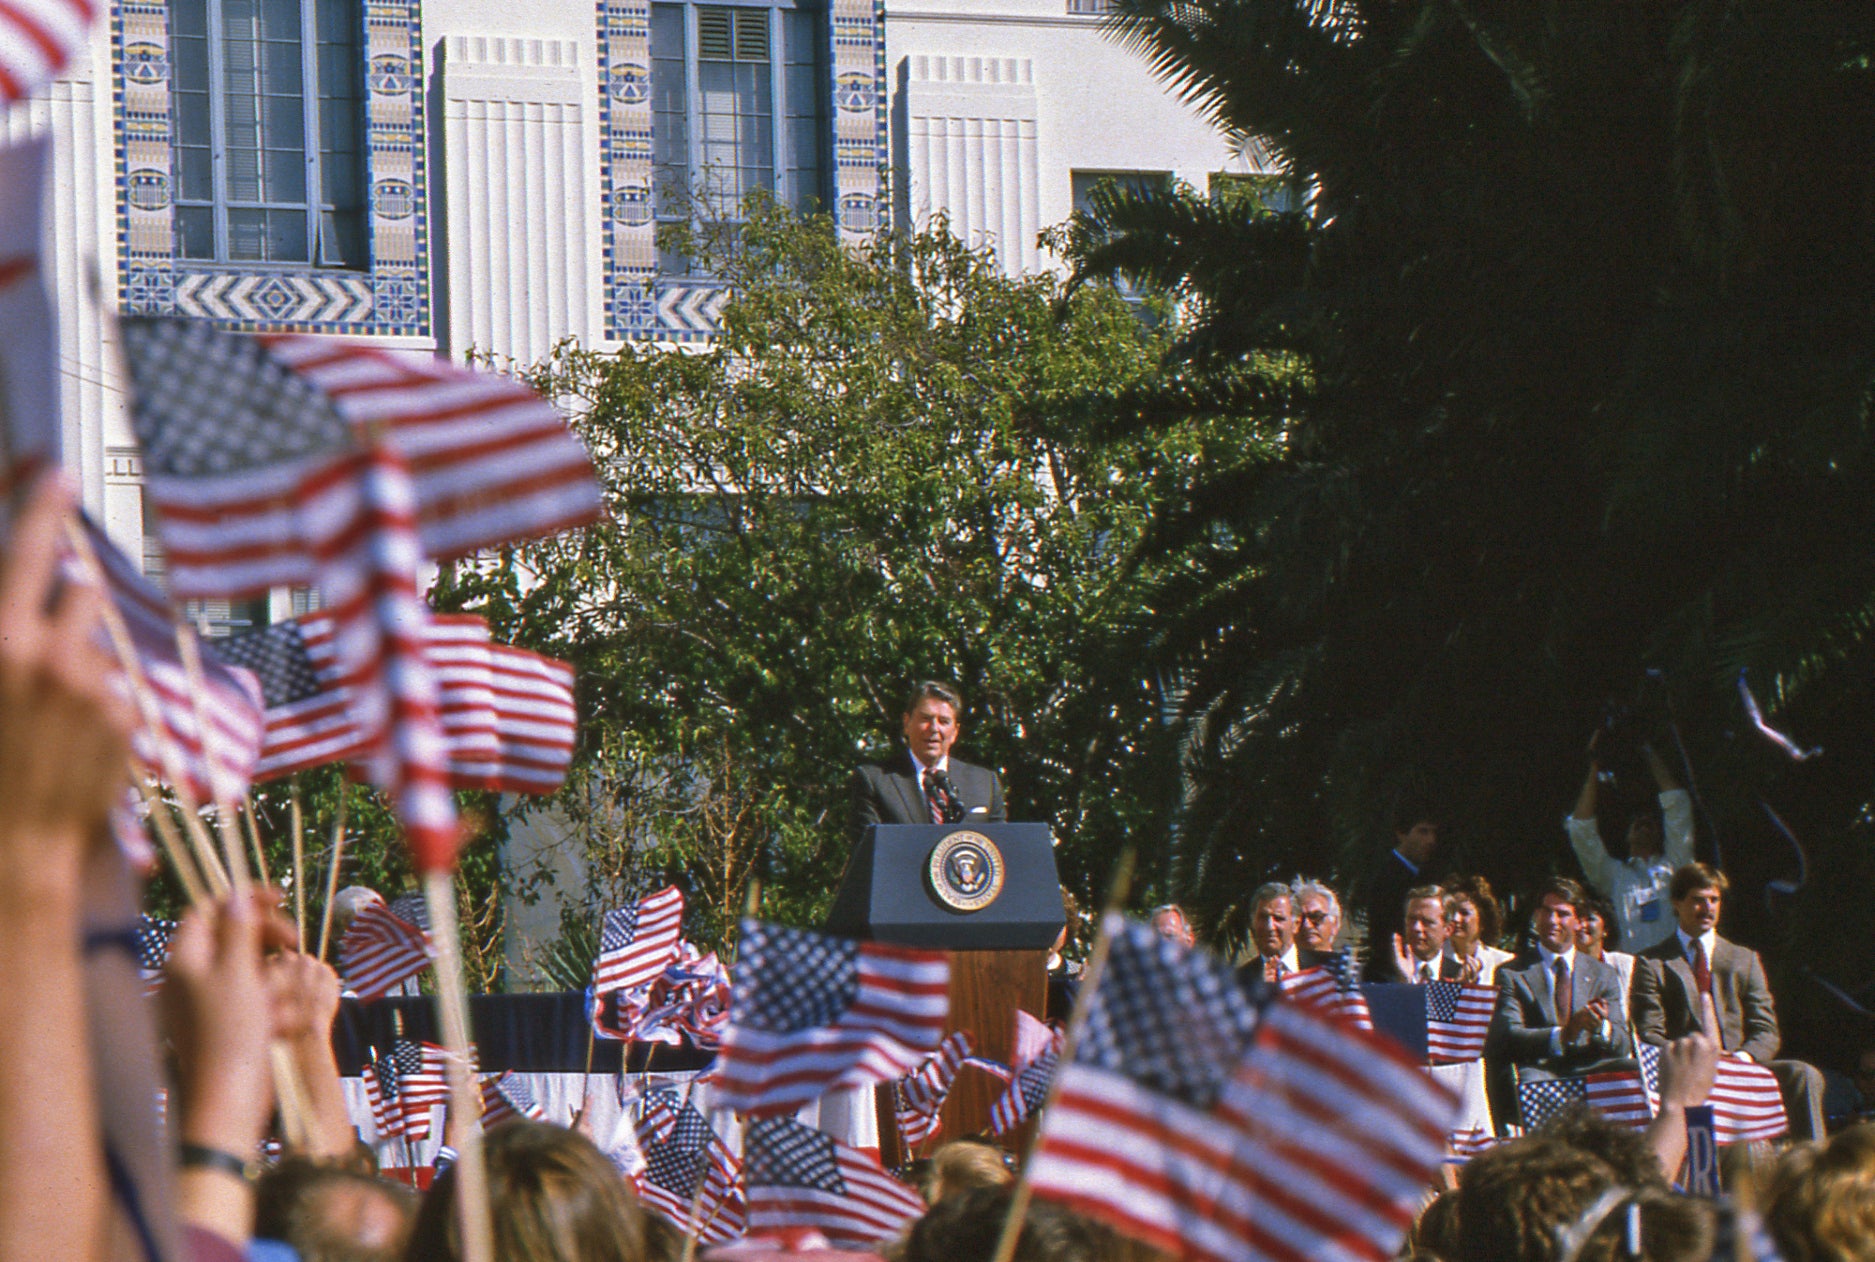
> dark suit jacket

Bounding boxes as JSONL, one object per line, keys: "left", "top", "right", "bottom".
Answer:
{"left": 849, "top": 756, "right": 1006, "bottom": 842}
{"left": 1630, "top": 934, "right": 1780, "bottom": 1063}
{"left": 1234, "top": 947, "right": 1333, "bottom": 999}
{"left": 1399, "top": 954, "right": 1467, "bottom": 984}
{"left": 1361, "top": 851, "right": 1424, "bottom": 982}
{"left": 1488, "top": 951, "right": 1633, "bottom": 1070}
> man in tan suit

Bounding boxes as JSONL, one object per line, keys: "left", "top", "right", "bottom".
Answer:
{"left": 1630, "top": 862, "right": 1827, "bottom": 1139}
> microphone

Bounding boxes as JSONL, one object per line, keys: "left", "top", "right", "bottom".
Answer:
{"left": 929, "top": 770, "right": 965, "bottom": 824}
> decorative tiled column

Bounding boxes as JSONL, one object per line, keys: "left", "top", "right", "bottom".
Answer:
{"left": 830, "top": 0, "right": 887, "bottom": 246}
{"left": 109, "top": 0, "right": 431, "bottom": 337}
{"left": 595, "top": 0, "right": 659, "bottom": 339}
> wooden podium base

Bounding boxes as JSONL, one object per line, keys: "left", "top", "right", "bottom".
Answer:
{"left": 878, "top": 948, "right": 1046, "bottom": 1166}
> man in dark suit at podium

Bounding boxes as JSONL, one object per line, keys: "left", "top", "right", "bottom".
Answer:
{"left": 851, "top": 681, "right": 1007, "bottom": 841}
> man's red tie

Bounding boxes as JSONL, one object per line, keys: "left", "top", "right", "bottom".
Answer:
{"left": 1691, "top": 938, "right": 1713, "bottom": 1002}
{"left": 1554, "top": 958, "right": 1573, "bottom": 1023}
{"left": 922, "top": 770, "right": 945, "bottom": 824}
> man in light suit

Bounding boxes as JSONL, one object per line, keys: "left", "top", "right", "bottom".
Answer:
{"left": 850, "top": 681, "right": 1006, "bottom": 842}
{"left": 1630, "top": 862, "right": 1827, "bottom": 1140}
{"left": 1487, "top": 877, "right": 1633, "bottom": 1127}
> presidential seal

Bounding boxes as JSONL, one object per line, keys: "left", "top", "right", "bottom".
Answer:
{"left": 928, "top": 830, "right": 1005, "bottom": 912}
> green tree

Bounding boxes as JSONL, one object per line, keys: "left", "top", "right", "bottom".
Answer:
{"left": 1057, "top": 0, "right": 1875, "bottom": 1023}
{"left": 435, "top": 203, "right": 1240, "bottom": 955}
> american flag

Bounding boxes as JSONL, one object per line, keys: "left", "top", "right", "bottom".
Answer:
{"left": 119, "top": 320, "right": 604, "bottom": 597}
{"left": 428, "top": 614, "right": 501, "bottom": 787}
{"left": 713, "top": 921, "right": 950, "bottom": 1117}
{"left": 593, "top": 886, "right": 686, "bottom": 997}
{"left": 892, "top": 1030, "right": 973, "bottom": 1150}
{"left": 1026, "top": 917, "right": 1456, "bottom": 1262}
{"left": 133, "top": 914, "right": 175, "bottom": 996}
{"left": 80, "top": 517, "right": 266, "bottom": 806}
{"left": 0, "top": 1, "right": 93, "bottom": 107}
{"left": 486, "top": 642, "right": 576, "bottom": 794}
{"left": 364, "top": 1039, "right": 451, "bottom": 1141}
{"left": 1423, "top": 980, "right": 1496, "bottom": 1064}
{"left": 1516, "top": 1046, "right": 1788, "bottom": 1144}
{"left": 216, "top": 615, "right": 371, "bottom": 780}
{"left": 633, "top": 1089, "right": 746, "bottom": 1243}
{"left": 339, "top": 900, "right": 434, "bottom": 999}
{"left": 253, "top": 333, "right": 605, "bottom": 564}
{"left": 1279, "top": 948, "right": 1374, "bottom": 1031}
{"left": 744, "top": 1116, "right": 926, "bottom": 1247}
{"left": 119, "top": 319, "right": 602, "bottom": 870}
{"left": 478, "top": 1072, "right": 544, "bottom": 1127}
{"left": 1446, "top": 1125, "right": 1497, "bottom": 1161}
{"left": 623, "top": 945, "right": 734, "bottom": 1048}
{"left": 988, "top": 1039, "right": 1061, "bottom": 1136}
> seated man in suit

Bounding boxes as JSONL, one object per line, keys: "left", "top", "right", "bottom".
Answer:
{"left": 1234, "top": 881, "right": 1332, "bottom": 994}
{"left": 1487, "top": 877, "right": 1633, "bottom": 1126}
{"left": 1630, "top": 862, "right": 1828, "bottom": 1140}
{"left": 1390, "top": 885, "right": 1466, "bottom": 983}
{"left": 850, "top": 681, "right": 1006, "bottom": 842}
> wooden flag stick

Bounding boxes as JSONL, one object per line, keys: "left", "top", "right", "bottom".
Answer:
{"left": 425, "top": 869, "right": 494, "bottom": 1262}
{"left": 316, "top": 790, "right": 350, "bottom": 963}
{"left": 290, "top": 783, "right": 307, "bottom": 951}
{"left": 680, "top": 882, "right": 762, "bottom": 1262}
{"left": 132, "top": 766, "right": 210, "bottom": 908}
{"left": 988, "top": 849, "right": 1136, "bottom": 1262}
{"left": 175, "top": 623, "right": 252, "bottom": 895}
{"left": 269, "top": 1043, "right": 313, "bottom": 1151}
{"left": 243, "top": 796, "right": 272, "bottom": 887}
{"left": 60, "top": 517, "right": 232, "bottom": 896}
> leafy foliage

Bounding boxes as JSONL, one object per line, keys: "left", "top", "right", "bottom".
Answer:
{"left": 435, "top": 204, "right": 1242, "bottom": 953}
{"left": 1057, "top": 0, "right": 1875, "bottom": 1050}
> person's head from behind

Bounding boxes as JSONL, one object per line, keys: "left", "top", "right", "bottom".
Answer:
{"left": 1668, "top": 863, "right": 1726, "bottom": 938}
{"left": 1293, "top": 881, "right": 1342, "bottom": 953}
{"left": 1148, "top": 905, "right": 1195, "bottom": 949}
{"left": 1766, "top": 1122, "right": 1875, "bottom": 1262}
{"left": 1457, "top": 1134, "right": 1619, "bottom": 1262}
{"left": 255, "top": 1158, "right": 414, "bottom": 1262}
{"left": 1442, "top": 875, "right": 1501, "bottom": 957}
{"left": 899, "top": 1185, "right": 1121, "bottom": 1262}
{"left": 1402, "top": 886, "right": 1448, "bottom": 964}
{"left": 919, "top": 1140, "right": 1013, "bottom": 1206}
{"left": 330, "top": 885, "right": 387, "bottom": 942}
{"left": 404, "top": 1119, "right": 648, "bottom": 1262}
{"left": 1532, "top": 878, "right": 1588, "bottom": 955}
{"left": 1555, "top": 1187, "right": 1716, "bottom": 1262}
{"left": 1248, "top": 883, "right": 1295, "bottom": 960}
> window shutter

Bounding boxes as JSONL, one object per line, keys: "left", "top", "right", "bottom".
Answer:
{"left": 697, "top": 7, "right": 733, "bottom": 60}
{"left": 734, "top": 8, "right": 769, "bottom": 61}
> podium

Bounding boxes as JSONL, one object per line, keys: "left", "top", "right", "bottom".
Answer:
{"left": 827, "top": 823, "right": 1064, "bottom": 1157}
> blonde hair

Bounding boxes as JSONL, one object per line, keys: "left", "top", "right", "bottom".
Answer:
{"left": 1767, "top": 1125, "right": 1875, "bottom": 1262}
{"left": 920, "top": 1140, "right": 1013, "bottom": 1205}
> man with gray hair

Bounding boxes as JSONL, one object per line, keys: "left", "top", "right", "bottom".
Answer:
{"left": 1234, "top": 881, "right": 1332, "bottom": 992}
{"left": 1149, "top": 904, "right": 1196, "bottom": 948}
{"left": 1292, "top": 880, "right": 1342, "bottom": 955}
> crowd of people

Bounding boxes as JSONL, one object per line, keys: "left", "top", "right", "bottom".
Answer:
{"left": 14, "top": 467, "right": 1875, "bottom": 1262}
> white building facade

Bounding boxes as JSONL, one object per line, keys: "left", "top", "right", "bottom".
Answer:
{"left": 18, "top": 0, "right": 1251, "bottom": 571}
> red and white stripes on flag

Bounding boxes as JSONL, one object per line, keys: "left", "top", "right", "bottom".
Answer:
{"left": 307, "top": 445, "right": 458, "bottom": 870}
{"left": 82, "top": 516, "right": 265, "bottom": 805}
{"left": 0, "top": 0, "right": 93, "bottom": 106}
{"left": 986, "top": 1012, "right": 1064, "bottom": 1136}
{"left": 892, "top": 1030, "right": 973, "bottom": 1150}
{"left": 593, "top": 886, "right": 686, "bottom": 997}
{"left": 254, "top": 333, "right": 605, "bottom": 563}
{"left": 218, "top": 614, "right": 372, "bottom": 780}
{"left": 1279, "top": 952, "right": 1374, "bottom": 1032}
{"left": 1423, "top": 980, "right": 1497, "bottom": 1064}
{"left": 712, "top": 922, "right": 950, "bottom": 1117}
{"left": 744, "top": 1116, "right": 927, "bottom": 1247}
{"left": 1025, "top": 918, "right": 1455, "bottom": 1262}
{"left": 633, "top": 1090, "right": 746, "bottom": 1244}
{"left": 486, "top": 642, "right": 576, "bottom": 793}
{"left": 478, "top": 1072, "right": 544, "bottom": 1127}
{"left": 339, "top": 901, "right": 434, "bottom": 1000}
{"left": 429, "top": 614, "right": 501, "bottom": 785}
{"left": 1706, "top": 1055, "right": 1789, "bottom": 1144}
